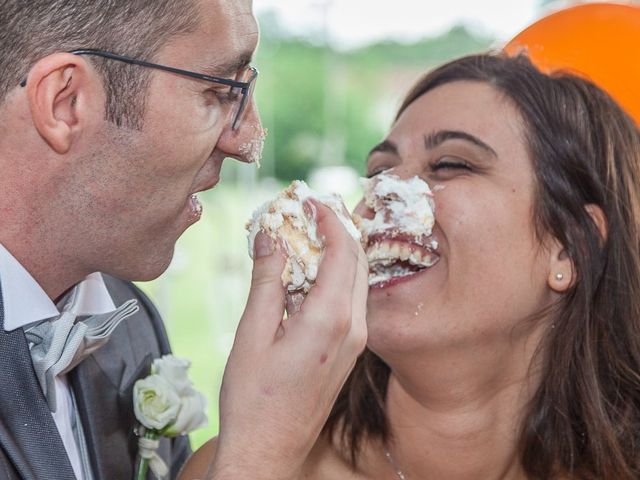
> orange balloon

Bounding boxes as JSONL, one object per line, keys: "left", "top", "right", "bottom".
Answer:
{"left": 504, "top": 2, "right": 640, "bottom": 124}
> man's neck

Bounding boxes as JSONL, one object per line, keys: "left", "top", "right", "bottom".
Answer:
{"left": 0, "top": 236, "right": 87, "bottom": 301}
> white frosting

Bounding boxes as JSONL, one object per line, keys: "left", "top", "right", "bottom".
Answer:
{"left": 246, "top": 180, "right": 361, "bottom": 292}
{"left": 239, "top": 125, "right": 268, "bottom": 168}
{"left": 359, "top": 173, "right": 435, "bottom": 240}
{"left": 358, "top": 173, "right": 438, "bottom": 285}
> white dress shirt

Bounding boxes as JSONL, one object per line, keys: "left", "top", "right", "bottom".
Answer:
{"left": 0, "top": 243, "right": 116, "bottom": 480}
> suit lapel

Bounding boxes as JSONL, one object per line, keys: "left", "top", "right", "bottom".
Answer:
{"left": 70, "top": 341, "right": 151, "bottom": 479}
{"left": 0, "top": 281, "right": 76, "bottom": 480}
{"left": 71, "top": 276, "right": 165, "bottom": 480}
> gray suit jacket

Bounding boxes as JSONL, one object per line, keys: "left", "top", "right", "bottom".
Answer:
{"left": 0, "top": 274, "right": 191, "bottom": 479}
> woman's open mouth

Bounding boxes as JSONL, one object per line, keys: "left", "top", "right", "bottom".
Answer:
{"left": 366, "top": 234, "right": 439, "bottom": 286}
{"left": 356, "top": 172, "right": 439, "bottom": 286}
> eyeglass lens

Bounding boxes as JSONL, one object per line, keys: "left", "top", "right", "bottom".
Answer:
{"left": 232, "top": 67, "right": 257, "bottom": 130}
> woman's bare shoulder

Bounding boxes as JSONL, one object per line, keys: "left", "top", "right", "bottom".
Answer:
{"left": 178, "top": 433, "right": 363, "bottom": 480}
{"left": 300, "top": 433, "right": 363, "bottom": 480}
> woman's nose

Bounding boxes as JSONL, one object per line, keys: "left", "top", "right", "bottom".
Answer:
{"left": 353, "top": 195, "right": 377, "bottom": 222}
{"left": 383, "top": 165, "right": 421, "bottom": 180}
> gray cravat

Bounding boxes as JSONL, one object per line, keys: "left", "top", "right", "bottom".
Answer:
{"left": 25, "top": 298, "right": 139, "bottom": 412}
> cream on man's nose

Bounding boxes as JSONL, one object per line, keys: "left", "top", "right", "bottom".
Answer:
{"left": 216, "top": 98, "right": 265, "bottom": 164}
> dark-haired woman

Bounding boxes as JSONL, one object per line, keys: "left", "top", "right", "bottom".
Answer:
{"left": 184, "top": 53, "right": 640, "bottom": 480}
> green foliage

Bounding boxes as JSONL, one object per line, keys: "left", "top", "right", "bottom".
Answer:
{"left": 253, "top": 19, "right": 494, "bottom": 182}
{"left": 346, "top": 25, "right": 495, "bottom": 68}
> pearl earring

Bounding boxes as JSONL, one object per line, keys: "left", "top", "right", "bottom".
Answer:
{"left": 555, "top": 273, "right": 564, "bottom": 281}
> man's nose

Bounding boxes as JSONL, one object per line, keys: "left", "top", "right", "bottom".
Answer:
{"left": 216, "top": 97, "right": 264, "bottom": 164}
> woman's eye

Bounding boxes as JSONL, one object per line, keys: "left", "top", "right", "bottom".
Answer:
{"left": 430, "top": 158, "right": 471, "bottom": 171}
{"left": 365, "top": 168, "right": 389, "bottom": 179}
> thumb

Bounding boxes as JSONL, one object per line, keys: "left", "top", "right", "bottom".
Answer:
{"left": 237, "top": 232, "right": 287, "bottom": 341}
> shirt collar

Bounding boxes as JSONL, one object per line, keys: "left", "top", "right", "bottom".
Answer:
{"left": 0, "top": 243, "right": 116, "bottom": 331}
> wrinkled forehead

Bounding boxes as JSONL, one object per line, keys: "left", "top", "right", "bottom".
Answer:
{"left": 172, "top": 0, "right": 259, "bottom": 73}
{"left": 200, "top": 0, "right": 258, "bottom": 42}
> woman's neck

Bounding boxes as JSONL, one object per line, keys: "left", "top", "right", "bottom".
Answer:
{"left": 369, "top": 331, "right": 546, "bottom": 480}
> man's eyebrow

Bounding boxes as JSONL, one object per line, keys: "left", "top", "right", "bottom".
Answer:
{"left": 424, "top": 130, "right": 497, "bottom": 157}
{"left": 367, "top": 140, "right": 398, "bottom": 159}
{"left": 199, "top": 52, "right": 254, "bottom": 78}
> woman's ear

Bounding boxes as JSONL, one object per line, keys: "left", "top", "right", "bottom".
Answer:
{"left": 546, "top": 205, "right": 606, "bottom": 293}
{"left": 547, "top": 237, "right": 574, "bottom": 293}
{"left": 25, "top": 52, "right": 101, "bottom": 154}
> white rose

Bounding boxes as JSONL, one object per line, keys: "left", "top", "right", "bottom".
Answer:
{"left": 164, "top": 390, "right": 208, "bottom": 436}
{"left": 133, "top": 374, "right": 180, "bottom": 431}
{"left": 151, "top": 355, "right": 193, "bottom": 396}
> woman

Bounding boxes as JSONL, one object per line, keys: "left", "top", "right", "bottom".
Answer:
{"left": 183, "top": 53, "right": 640, "bottom": 479}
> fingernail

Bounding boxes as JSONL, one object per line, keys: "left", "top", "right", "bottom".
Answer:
{"left": 254, "top": 232, "right": 274, "bottom": 258}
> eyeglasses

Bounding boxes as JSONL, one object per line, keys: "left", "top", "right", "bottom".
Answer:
{"left": 20, "top": 49, "right": 258, "bottom": 130}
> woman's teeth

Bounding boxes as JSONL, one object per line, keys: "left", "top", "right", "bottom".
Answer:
{"left": 367, "top": 241, "right": 437, "bottom": 267}
{"left": 366, "top": 240, "right": 439, "bottom": 286}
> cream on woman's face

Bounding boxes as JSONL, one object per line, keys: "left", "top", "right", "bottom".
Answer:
{"left": 355, "top": 80, "right": 556, "bottom": 355}
{"left": 358, "top": 172, "right": 439, "bottom": 286}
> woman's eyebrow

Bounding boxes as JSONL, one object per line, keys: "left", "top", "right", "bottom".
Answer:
{"left": 424, "top": 130, "right": 498, "bottom": 158}
{"left": 368, "top": 140, "right": 398, "bottom": 159}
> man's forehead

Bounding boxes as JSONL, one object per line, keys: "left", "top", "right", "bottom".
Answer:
{"left": 167, "top": 0, "right": 258, "bottom": 75}
{"left": 200, "top": 0, "right": 257, "bottom": 30}
{"left": 217, "top": 0, "right": 254, "bottom": 14}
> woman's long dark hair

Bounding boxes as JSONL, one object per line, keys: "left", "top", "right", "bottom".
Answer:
{"left": 324, "top": 53, "right": 640, "bottom": 479}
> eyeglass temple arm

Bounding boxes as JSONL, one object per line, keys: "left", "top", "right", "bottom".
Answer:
{"left": 70, "top": 50, "right": 247, "bottom": 87}
{"left": 20, "top": 49, "right": 253, "bottom": 91}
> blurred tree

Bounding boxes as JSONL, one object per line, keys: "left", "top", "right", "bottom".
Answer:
{"left": 252, "top": 13, "right": 494, "bottom": 182}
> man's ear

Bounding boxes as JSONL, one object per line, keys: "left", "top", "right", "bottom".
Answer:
{"left": 24, "top": 53, "right": 102, "bottom": 154}
{"left": 547, "top": 237, "right": 574, "bottom": 293}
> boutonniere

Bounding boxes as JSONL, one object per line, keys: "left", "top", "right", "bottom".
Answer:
{"left": 133, "top": 354, "right": 208, "bottom": 480}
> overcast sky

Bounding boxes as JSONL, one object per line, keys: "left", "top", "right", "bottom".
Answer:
{"left": 253, "top": 0, "right": 544, "bottom": 48}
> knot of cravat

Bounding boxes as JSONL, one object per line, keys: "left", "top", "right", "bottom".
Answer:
{"left": 25, "top": 298, "right": 139, "bottom": 412}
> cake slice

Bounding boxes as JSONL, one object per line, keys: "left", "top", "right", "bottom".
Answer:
{"left": 246, "top": 180, "right": 361, "bottom": 294}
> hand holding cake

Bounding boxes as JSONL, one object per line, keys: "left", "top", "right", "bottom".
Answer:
{"left": 246, "top": 180, "right": 361, "bottom": 304}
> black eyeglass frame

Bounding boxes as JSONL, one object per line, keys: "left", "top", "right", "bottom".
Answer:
{"left": 20, "top": 48, "right": 258, "bottom": 130}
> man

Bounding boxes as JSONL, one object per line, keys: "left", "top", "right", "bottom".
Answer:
{"left": 0, "top": 1, "right": 368, "bottom": 479}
